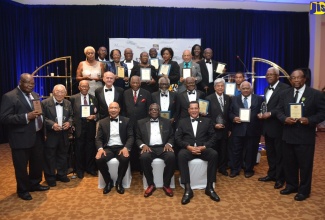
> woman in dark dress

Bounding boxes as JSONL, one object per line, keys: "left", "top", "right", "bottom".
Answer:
{"left": 159, "top": 47, "right": 180, "bottom": 91}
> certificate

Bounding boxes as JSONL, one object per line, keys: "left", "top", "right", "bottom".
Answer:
{"left": 32, "top": 99, "right": 42, "bottom": 113}
{"left": 198, "top": 99, "right": 209, "bottom": 115}
{"left": 239, "top": 108, "right": 251, "bottom": 122}
{"left": 150, "top": 58, "right": 159, "bottom": 69}
{"left": 117, "top": 66, "right": 125, "bottom": 78}
{"left": 289, "top": 103, "right": 303, "bottom": 119}
{"left": 81, "top": 105, "right": 91, "bottom": 118}
{"left": 158, "top": 64, "right": 171, "bottom": 76}
{"left": 160, "top": 111, "right": 171, "bottom": 119}
{"left": 182, "top": 68, "right": 191, "bottom": 79}
{"left": 140, "top": 68, "right": 151, "bottom": 81}
{"left": 216, "top": 62, "right": 226, "bottom": 74}
{"left": 225, "top": 83, "right": 236, "bottom": 96}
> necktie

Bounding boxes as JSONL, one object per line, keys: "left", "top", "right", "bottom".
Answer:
{"left": 191, "top": 118, "right": 199, "bottom": 122}
{"left": 294, "top": 90, "right": 299, "bottom": 103}
{"left": 206, "top": 60, "right": 211, "bottom": 64}
{"left": 243, "top": 97, "right": 248, "bottom": 109}
{"left": 161, "top": 93, "right": 167, "bottom": 97}
{"left": 150, "top": 118, "right": 159, "bottom": 123}
{"left": 185, "top": 62, "right": 189, "bottom": 68}
{"left": 84, "top": 96, "right": 88, "bottom": 105}
{"left": 105, "top": 88, "right": 112, "bottom": 92}
{"left": 219, "top": 96, "right": 224, "bottom": 112}
{"left": 133, "top": 91, "right": 137, "bottom": 103}
{"left": 188, "top": 91, "right": 195, "bottom": 95}
{"left": 26, "top": 93, "right": 43, "bottom": 130}
{"left": 110, "top": 118, "right": 118, "bottom": 122}
{"left": 268, "top": 87, "right": 274, "bottom": 90}
{"left": 56, "top": 102, "right": 63, "bottom": 106}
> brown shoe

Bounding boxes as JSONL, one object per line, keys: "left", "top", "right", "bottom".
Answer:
{"left": 144, "top": 185, "right": 156, "bottom": 197}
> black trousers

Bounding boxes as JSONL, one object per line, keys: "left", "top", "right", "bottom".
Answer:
{"left": 214, "top": 138, "right": 228, "bottom": 172}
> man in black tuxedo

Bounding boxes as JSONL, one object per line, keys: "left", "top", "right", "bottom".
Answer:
{"left": 257, "top": 67, "right": 290, "bottom": 189}
{"left": 70, "top": 80, "right": 98, "bottom": 179}
{"left": 95, "top": 71, "right": 124, "bottom": 120}
{"left": 176, "top": 101, "right": 219, "bottom": 205}
{"left": 95, "top": 102, "right": 134, "bottom": 195}
{"left": 136, "top": 103, "right": 175, "bottom": 197}
{"left": 229, "top": 81, "right": 263, "bottom": 178}
{"left": 0, "top": 73, "right": 49, "bottom": 200}
{"left": 277, "top": 69, "right": 325, "bottom": 201}
{"left": 96, "top": 46, "right": 110, "bottom": 71}
{"left": 206, "top": 78, "right": 232, "bottom": 176}
{"left": 42, "top": 84, "right": 73, "bottom": 187}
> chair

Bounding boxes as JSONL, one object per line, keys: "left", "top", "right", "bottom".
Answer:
{"left": 142, "top": 158, "right": 175, "bottom": 189}
{"left": 98, "top": 158, "right": 132, "bottom": 189}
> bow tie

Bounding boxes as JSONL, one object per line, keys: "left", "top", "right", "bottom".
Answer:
{"left": 205, "top": 61, "right": 211, "bottom": 64}
{"left": 191, "top": 118, "right": 199, "bottom": 122}
{"left": 110, "top": 118, "right": 118, "bottom": 122}
{"left": 150, "top": 119, "right": 159, "bottom": 123}
{"left": 56, "top": 102, "right": 63, "bottom": 106}
{"left": 125, "top": 61, "right": 131, "bottom": 63}
{"left": 105, "top": 88, "right": 112, "bottom": 92}
{"left": 268, "top": 87, "right": 274, "bottom": 90}
{"left": 188, "top": 91, "right": 195, "bottom": 95}
{"left": 161, "top": 93, "right": 167, "bottom": 97}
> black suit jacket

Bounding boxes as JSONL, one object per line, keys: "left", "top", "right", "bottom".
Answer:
{"left": 277, "top": 86, "right": 325, "bottom": 145}
{"left": 175, "top": 117, "right": 216, "bottom": 149}
{"left": 151, "top": 91, "right": 177, "bottom": 119}
{"left": 95, "top": 116, "right": 134, "bottom": 151}
{"left": 0, "top": 87, "right": 44, "bottom": 149}
{"left": 94, "top": 86, "right": 124, "bottom": 120}
{"left": 175, "top": 89, "right": 205, "bottom": 121}
{"left": 229, "top": 94, "right": 263, "bottom": 137}
{"left": 206, "top": 93, "right": 232, "bottom": 139}
{"left": 161, "top": 60, "right": 180, "bottom": 85}
{"left": 130, "top": 64, "right": 158, "bottom": 93}
{"left": 197, "top": 59, "right": 218, "bottom": 90}
{"left": 262, "top": 82, "right": 290, "bottom": 138}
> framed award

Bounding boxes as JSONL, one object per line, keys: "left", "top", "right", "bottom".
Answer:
{"left": 160, "top": 111, "right": 171, "bottom": 119}
{"left": 158, "top": 64, "right": 171, "bottom": 76}
{"left": 289, "top": 103, "right": 303, "bottom": 119}
{"left": 140, "top": 68, "right": 151, "bottom": 81}
{"left": 239, "top": 108, "right": 251, "bottom": 122}
{"left": 198, "top": 99, "right": 209, "bottom": 115}
{"left": 216, "top": 62, "right": 226, "bottom": 74}
{"left": 225, "top": 83, "right": 236, "bottom": 96}
{"left": 81, "top": 105, "right": 91, "bottom": 118}
{"left": 32, "top": 99, "right": 42, "bottom": 113}
{"left": 117, "top": 66, "right": 125, "bottom": 78}
{"left": 182, "top": 68, "right": 191, "bottom": 79}
{"left": 150, "top": 58, "right": 159, "bottom": 69}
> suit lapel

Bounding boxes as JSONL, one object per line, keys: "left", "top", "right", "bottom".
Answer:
{"left": 17, "top": 90, "right": 33, "bottom": 111}
{"left": 183, "top": 92, "right": 190, "bottom": 104}
{"left": 145, "top": 120, "right": 151, "bottom": 144}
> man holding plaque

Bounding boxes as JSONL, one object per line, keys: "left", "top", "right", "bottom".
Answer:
{"left": 123, "top": 48, "right": 139, "bottom": 89}
{"left": 206, "top": 78, "right": 232, "bottom": 176}
{"left": 149, "top": 48, "right": 161, "bottom": 70}
{"left": 178, "top": 50, "right": 202, "bottom": 93}
{"left": 229, "top": 81, "right": 263, "bottom": 178}
{"left": 70, "top": 80, "right": 98, "bottom": 179}
{"left": 277, "top": 69, "right": 325, "bottom": 201}
{"left": 0, "top": 73, "right": 49, "bottom": 200}
{"left": 257, "top": 67, "right": 290, "bottom": 189}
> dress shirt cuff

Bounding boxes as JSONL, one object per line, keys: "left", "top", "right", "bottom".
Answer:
{"left": 25, "top": 113, "right": 29, "bottom": 124}
{"left": 139, "top": 144, "right": 145, "bottom": 149}
{"left": 98, "top": 147, "right": 103, "bottom": 151}
{"left": 166, "top": 143, "right": 173, "bottom": 148}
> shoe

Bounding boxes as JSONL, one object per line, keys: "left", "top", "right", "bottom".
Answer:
{"left": 18, "top": 192, "right": 32, "bottom": 200}
{"left": 280, "top": 188, "right": 298, "bottom": 195}
{"left": 274, "top": 180, "right": 285, "bottom": 189}
{"left": 294, "top": 193, "right": 309, "bottom": 201}
{"left": 87, "top": 171, "right": 97, "bottom": 176}
{"left": 56, "top": 175, "right": 70, "bottom": 182}
{"left": 144, "top": 185, "right": 156, "bottom": 197}
{"left": 258, "top": 176, "right": 275, "bottom": 182}
{"left": 163, "top": 186, "right": 173, "bottom": 197}
{"left": 218, "top": 170, "right": 228, "bottom": 176}
{"left": 229, "top": 172, "right": 239, "bottom": 178}
{"left": 30, "top": 185, "right": 50, "bottom": 192}
{"left": 47, "top": 181, "right": 56, "bottom": 187}
{"left": 205, "top": 188, "right": 220, "bottom": 202}
{"left": 244, "top": 172, "right": 254, "bottom": 178}
{"left": 77, "top": 171, "right": 84, "bottom": 179}
{"left": 103, "top": 179, "right": 114, "bottom": 194}
{"left": 181, "top": 189, "right": 194, "bottom": 205}
{"left": 115, "top": 182, "right": 125, "bottom": 194}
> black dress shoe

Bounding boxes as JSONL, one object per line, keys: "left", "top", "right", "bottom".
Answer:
{"left": 280, "top": 188, "right": 298, "bottom": 195}
{"left": 103, "top": 179, "right": 114, "bottom": 194}
{"left": 244, "top": 172, "right": 254, "bottom": 178}
{"left": 18, "top": 192, "right": 32, "bottom": 201}
{"left": 218, "top": 170, "right": 228, "bottom": 176}
{"left": 258, "top": 176, "right": 275, "bottom": 182}
{"left": 115, "top": 182, "right": 125, "bottom": 194}
{"left": 30, "top": 185, "right": 50, "bottom": 192}
{"left": 77, "top": 171, "right": 84, "bottom": 179}
{"left": 56, "top": 175, "right": 70, "bottom": 182}
{"left": 205, "top": 188, "right": 220, "bottom": 202}
{"left": 294, "top": 193, "right": 309, "bottom": 201}
{"left": 229, "top": 172, "right": 239, "bottom": 178}
{"left": 47, "top": 182, "right": 56, "bottom": 187}
{"left": 274, "top": 180, "right": 285, "bottom": 189}
{"left": 181, "top": 189, "right": 193, "bottom": 205}
{"left": 87, "top": 171, "right": 97, "bottom": 176}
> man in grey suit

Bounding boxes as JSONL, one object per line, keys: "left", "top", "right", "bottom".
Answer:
{"left": 178, "top": 50, "right": 202, "bottom": 93}
{"left": 0, "top": 73, "right": 49, "bottom": 200}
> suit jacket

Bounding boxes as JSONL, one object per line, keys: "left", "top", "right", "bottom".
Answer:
{"left": 161, "top": 60, "right": 180, "bottom": 85}
{"left": 94, "top": 86, "right": 124, "bottom": 120}
{"left": 175, "top": 117, "right": 216, "bottom": 149}
{"left": 69, "top": 93, "right": 98, "bottom": 138}
{"left": 206, "top": 93, "right": 232, "bottom": 139}
{"left": 175, "top": 89, "right": 205, "bottom": 121}
{"left": 178, "top": 62, "right": 202, "bottom": 93}
{"left": 197, "top": 59, "right": 219, "bottom": 90}
{"left": 108, "top": 61, "right": 128, "bottom": 89}
{"left": 229, "top": 94, "right": 263, "bottom": 137}
{"left": 42, "top": 97, "right": 73, "bottom": 147}
{"left": 277, "top": 86, "right": 325, "bottom": 145}
{"left": 136, "top": 117, "right": 174, "bottom": 154}
{"left": 95, "top": 116, "right": 134, "bottom": 151}
{"left": 130, "top": 64, "right": 158, "bottom": 93}
{"left": 151, "top": 91, "right": 177, "bottom": 119}
{"left": 0, "top": 87, "right": 44, "bottom": 149}
{"left": 262, "top": 82, "right": 290, "bottom": 138}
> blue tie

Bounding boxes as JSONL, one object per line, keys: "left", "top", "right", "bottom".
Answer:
{"left": 243, "top": 97, "right": 248, "bottom": 109}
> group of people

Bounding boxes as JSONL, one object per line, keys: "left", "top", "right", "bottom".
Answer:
{"left": 1, "top": 44, "right": 325, "bottom": 205}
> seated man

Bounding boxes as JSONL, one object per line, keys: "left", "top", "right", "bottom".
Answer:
{"left": 175, "top": 101, "right": 219, "bottom": 205}
{"left": 95, "top": 102, "right": 134, "bottom": 195}
{"left": 136, "top": 103, "right": 175, "bottom": 197}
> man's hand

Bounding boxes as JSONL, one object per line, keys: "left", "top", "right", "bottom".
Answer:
{"left": 163, "top": 144, "right": 174, "bottom": 152}
{"left": 118, "top": 147, "right": 129, "bottom": 157}
{"left": 86, "top": 115, "right": 96, "bottom": 121}
{"left": 52, "top": 123, "right": 62, "bottom": 131}
{"left": 186, "top": 145, "right": 201, "bottom": 155}
{"left": 298, "top": 117, "right": 309, "bottom": 125}
{"left": 27, "top": 110, "right": 42, "bottom": 121}
{"left": 141, "top": 145, "right": 152, "bottom": 154}
{"left": 62, "top": 122, "right": 70, "bottom": 130}
{"left": 284, "top": 117, "right": 297, "bottom": 125}
{"left": 95, "top": 149, "right": 106, "bottom": 159}
{"left": 215, "top": 124, "right": 225, "bottom": 129}
{"left": 233, "top": 117, "right": 241, "bottom": 123}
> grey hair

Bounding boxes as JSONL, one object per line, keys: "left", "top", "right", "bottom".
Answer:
{"left": 214, "top": 78, "right": 225, "bottom": 86}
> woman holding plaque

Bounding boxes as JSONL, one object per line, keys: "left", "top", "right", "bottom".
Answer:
{"left": 76, "top": 46, "right": 105, "bottom": 96}
{"left": 160, "top": 47, "right": 180, "bottom": 90}
{"left": 130, "top": 52, "right": 158, "bottom": 93}
{"left": 108, "top": 49, "right": 128, "bottom": 89}
{"left": 191, "top": 44, "right": 204, "bottom": 63}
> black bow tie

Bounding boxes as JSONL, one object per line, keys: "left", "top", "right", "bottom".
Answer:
{"left": 161, "top": 93, "right": 167, "bottom": 97}
{"left": 188, "top": 91, "right": 195, "bottom": 95}
{"left": 110, "top": 118, "right": 118, "bottom": 122}
{"left": 150, "top": 119, "right": 159, "bottom": 123}
{"left": 125, "top": 61, "right": 131, "bottom": 63}
{"left": 56, "top": 102, "right": 63, "bottom": 106}
{"left": 206, "top": 61, "right": 211, "bottom": 64}
{"left": 191, "top": 118, "right": 199, "bottom": 122}
{"left": 105, "top": 88, "right": 112, "bottom": 92}
{"left": 268, "top": 87, "right": 274, "bottom": 90}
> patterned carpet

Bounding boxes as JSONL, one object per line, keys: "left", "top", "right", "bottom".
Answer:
{"left": 1, "top": 133, "right": 325, "bottom": 220}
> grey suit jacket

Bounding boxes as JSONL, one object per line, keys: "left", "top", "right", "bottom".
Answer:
{"left": 178, "top": 62, "right": 202, "bottom": 93}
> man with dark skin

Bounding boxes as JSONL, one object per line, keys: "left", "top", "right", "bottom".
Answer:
{"left": 97, "top": 46, "right": 108, "bottom": 61}
{"left": 149, "top": 48, "right": 158, "bottom": 58}
{"left": 234, "top": 72, "right": 245, "bottom": 96}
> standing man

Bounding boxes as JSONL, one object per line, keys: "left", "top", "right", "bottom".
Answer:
{"left": 176, "top": 101, "right": 219, "bottom": 205}
{"left": 136, "top": 103, "right": 175, "bottom": 197}
{"left": 234, "top": 72, "right": 246, "bottom": 96}
{"left": 70, "top": 80, "right": 98, "bottom": 179}
{"left": 229, "top": 81, "right": 263, "bottom": 178}
{"left": 95, "top": 71, "right": 124, "bottom": 120}
{"left": 42, "top": 84, "right": 73, "bottom": 186}
{"left": 277, "top": 69, "right": 325, "bottom": 201}
{"left": 149, "top": 48, "right": 162, "bottom": 70}
{"left": 95, "top": 102, "right": 134, "bottom": 195}
{"left": 178, "top": 50, "right": 202, "bottom": 93}
{"left": 123, "top": 48, "right": 139, "bottom": 89}
{"left": 257, "top": 67, "right": 290, "bottom": 189}
{"left": 206, "top": 78, "right": 232, "bottom": 176}
{"left": 0, "top": 73, "right": 49, "bottom": 200}
{"left": 96, "top": 46, "right": 110, "bottom": 71}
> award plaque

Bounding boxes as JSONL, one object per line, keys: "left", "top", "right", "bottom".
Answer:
{"left": 140, "top": 68, "right": 151, "bottom": 81}
{"left": 216, "top": 62, "right": 226, "bottom": 74}
{"left": 32, "top": 99, "right": 42, "bottom": 113}
{"left": 150, "top": 58, "right": 159, "bottom": 69}
{"left": 225, "top": 83, "right": 236, "bottom": 96}
{"left": 198, "top": 99, "right": 209, "bottom": 115}
{"left": 216, "top": 114, "right": 224, "bottom": 125}
{"left": 289, "top": 103, "right": 303, "bottom": 119}
{"left": 239, "top": 108, "right": 251, "bottom": 122}
{"left": 158, "top": 64, "right": 171, "bottom": 76}
{"left": 182, "top": 68, "right": 191, "bottom": 79}
{"left": 160, "top": 111, "right": 171, "bottom": 119}
{"left": 117, "top": 66, "right": 125, "bottom": 78}
{"left": 261, "top": 102, "right": 267, "bottom": 114}
{"left": 81, "top": 105, "right": 91, "bottom": 118}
